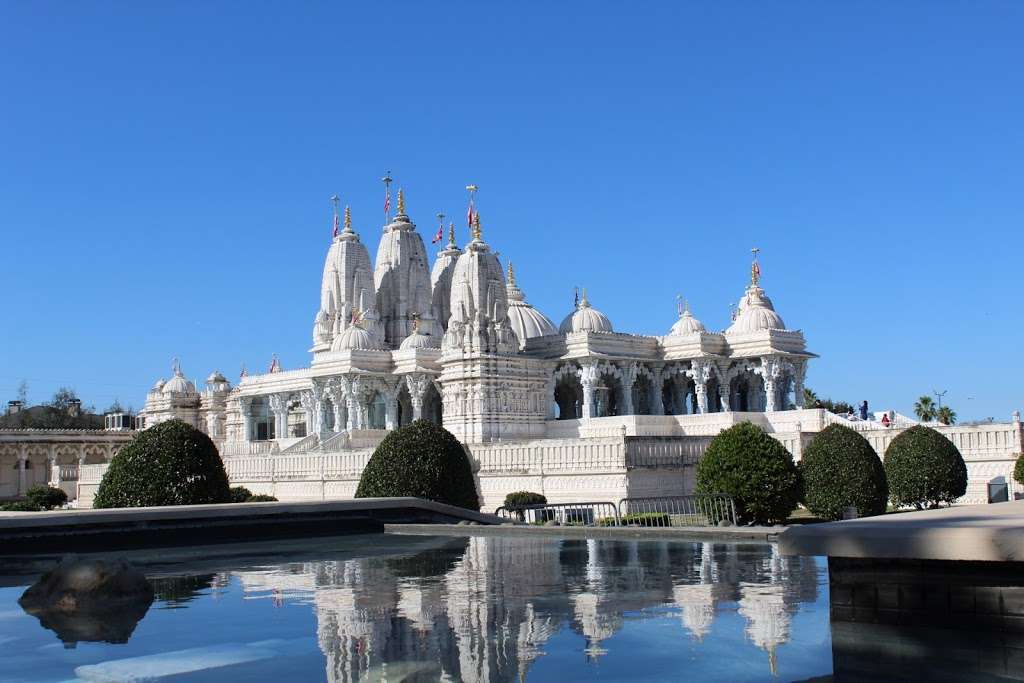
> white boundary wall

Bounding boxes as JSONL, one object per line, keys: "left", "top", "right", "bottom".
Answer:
{"left": 75, "top": 410, "right": 1023, "bottom": 510}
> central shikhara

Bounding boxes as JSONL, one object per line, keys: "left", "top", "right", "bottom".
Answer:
{"left": 138, "top": 189, "right": 815, "bottom": 508}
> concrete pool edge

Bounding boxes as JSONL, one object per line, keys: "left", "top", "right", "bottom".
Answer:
{"left": 385, "top": 522, "right": 782, "bottom": 542}
{"left": 0, "top": 498, "right": 505, "bottom": 554}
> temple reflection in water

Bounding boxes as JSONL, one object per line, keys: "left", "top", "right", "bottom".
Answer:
{"left": 229, "top": 537, "right": 820, "bottom": 682}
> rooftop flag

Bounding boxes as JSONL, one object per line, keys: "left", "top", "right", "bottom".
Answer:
{"left": 331, "top": 195, "right": 340, "bottom": 238}
{"left": 466, "top": 184, "right": 478, "bottom": 228}
{"left": 382, "top": 172, "right": 393, "bottom": 220}
{"left": 433, "top": 212, "right": 444, "bottom": 244}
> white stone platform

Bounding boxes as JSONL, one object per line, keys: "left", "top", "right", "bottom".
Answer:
{"left": 779, "top": 500, "right": 1024, "bottom": 562}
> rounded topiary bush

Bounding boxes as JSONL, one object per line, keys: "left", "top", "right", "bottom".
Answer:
{"left": 230, "top": 486, "right": 253, "bottom": 504}
{"left": 884, "top": 425, "right": 967, "bottom": 509}
{"left": 26, "top": 485, "right": 68, "bottom": 510}
{"left": 93, "top": 419, "right": 231, "bottom": 508}
{"left": 504, "top": 491, "right": 547, "bottom": 508}
{"left": 799, "top": 424, "right": 888, "bottom": 520}
{"left": 696, "top": 422, "right": 802, "bottom": 525}
{"left": 355, "top": 420, "right": 479, "bottom": 511}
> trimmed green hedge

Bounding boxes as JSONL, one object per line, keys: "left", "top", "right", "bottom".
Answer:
{"left": 884, "top": 425, "right": 967, "bottom": 509}
{"left": 93, "top": 419, "right": 231, "bottom": 508}
{"left": 355, "top": 420, "right": 480, "bottom": 511}
{"left": 1014, "top": 454, "right": 1024, "bottom": 487}
{"left": 696, "top": 422, "right": 802, "bottom": 525}
{"left": 503, "top": 491, "right": 547, "bottom": 508}
{"left": 230, "top": 486, "right": 253, "bottom": 503}
{"left": 245, "top": 494, "right": 278, "bottom": 502}
{"left": 800, "top": 424, "right": 888, "bottom": 520}
{"left": 26, "top": 485, "right": 68, "bottom": 510}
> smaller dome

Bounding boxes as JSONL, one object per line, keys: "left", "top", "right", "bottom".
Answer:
{"left": 399, "top": 326, "right": 440, "bottom": 350}
{"left": 506, "top": 263, "right": 557, "bottom": 346}
{"left": 206, "top": 370, "right": 227, "bottom": 384}
{"left": 558, "top": 289, "right": 613, "bottom": 334}
{"left": 150, "top": 378, "right": 166, "bottom": 392}
{"left": 162, "top": 372, "right": 197, "bottom": 396}
{"left": 331, "top": 324, "right": 386, "bottom": 351}
{"left": 669, "top": 307, "right": 706, "bottom": 336}
{"left": 726, "top": 285, "right": 786, "bottom": 334}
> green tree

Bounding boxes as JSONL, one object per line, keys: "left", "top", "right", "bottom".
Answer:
{"left": 94, "top": 419, "right": 231, "bottom": 508}
{"left": 799, "top": 424, "right": 888, "bottom": 520}
{"left": 356, "top": 420, "right": 480, "bottom": 511}
{"left": 695, "top": 422, "right": 802, "bottom": 525}
{"left": 936, "top": 405, "right": 957, "bottom": 425}
{"left": 1014, "top": 454, "right": 1024, "bottom": 488}
{"left": 802, "top": 387, "right": 818, "bottom": 408}
{"left": 884, "top": 425, "right": 967, "bottom": 509}
{"left": 914, "top": 395, "right": 936, "bottom": 422}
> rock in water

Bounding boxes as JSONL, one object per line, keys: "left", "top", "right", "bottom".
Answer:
{"left": 19, "top": 556, "right": 155, "bottom": 645}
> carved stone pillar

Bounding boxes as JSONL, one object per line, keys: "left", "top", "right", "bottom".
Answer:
{"left": 793, "top": 358, "right": 808, "bottom": 409}
{"left": 48, "top": 453, "right": 59, "bottom": 488}
{"left": 718, "top": 383, "right": 731, "bottom": 413}
{"left": 267, "top": 394, "right": 286, "bottom": 439}
{"left": 406, "top": 374, "right": 429, "bottom": 422}
{"left": 620, "top": 363, "right": 637, "bottom": 416}
{"left": 688, "top": 360, "right": 713, "bottom": 415}
{"left": 239, "top": 398, "right": 253, "bottom": 442}
{"left": 546, "top": 370, "right": 558, "bottom": 420}
{"left": 332, "top": 400, "right": 344, "bottom": 433}
{"left": 650, "top": 364, "right": 665, "bottom": 416}
{"left": 760, "top": 357, "right": 782, "bottom": 413}
{"left": 580, "top": 362, "right": 598, "bottom": 419}
{"left": 16, "top": 454, "right": 27, "bottom": 496}
{"left": 299, "top": 390, "right": 317, "bottom": 438}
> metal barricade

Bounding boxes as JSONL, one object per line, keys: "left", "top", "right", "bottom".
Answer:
{"left": 495, "top": 501, "right": 620, "bottom": 527}
{"left": 617, "top": 495, "right": 738, "bottom": 527}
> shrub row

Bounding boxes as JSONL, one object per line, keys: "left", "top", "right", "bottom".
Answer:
{"left": 696, "top": 422, "right": 969, "bottom": 524}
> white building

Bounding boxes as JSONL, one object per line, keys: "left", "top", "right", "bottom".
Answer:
{"left": 116, "top": 189, "right": 1021, "bottom": 511}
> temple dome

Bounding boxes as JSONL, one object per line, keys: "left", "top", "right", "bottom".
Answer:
{"left": 331, "top": 324, "right": 385, "bottom": 352}
{"left": 559, "top": 290, "right": 613, "bottom": 334}
{"left": 150, "top": 378, "right": 166, "bottom": 393}
{"left": 162, "top": 365, "right": 197, "bottom": 396}
{"left": 399, "top": 323, "right": 441, "bottom": 350}
{"left": 506, "top": 264, "right": 557, "bottom": 346}
{"left": 206, "top": 370, "right": 227, "bottom": 384}
{"left": 727, "top": 284, "right": 786, "bottom": 334}
{"left": 669, "top": 307, "right": 706, "bottom": 336}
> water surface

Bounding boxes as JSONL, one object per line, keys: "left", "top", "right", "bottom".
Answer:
{"left": 0, "top": 534, "right": 831, "bottom": 682}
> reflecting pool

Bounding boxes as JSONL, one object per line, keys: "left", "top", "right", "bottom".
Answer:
{"left": 0, "top": 535, "right": 831, "bottom": 682}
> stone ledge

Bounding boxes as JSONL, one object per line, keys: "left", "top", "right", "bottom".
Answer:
{"left": 385, "top": 523, "right": 782, "bottom": 542}
{"left": 779, "top": 500, "right": 1024, "bottom": 562}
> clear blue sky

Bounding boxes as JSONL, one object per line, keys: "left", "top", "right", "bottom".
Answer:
{"left": 1, "top": 2, "right": 1021, "bottom": 421}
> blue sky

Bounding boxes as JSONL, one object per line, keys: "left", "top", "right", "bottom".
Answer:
{"left": 1, "top": 2, "right": 1021, "bottom": 421}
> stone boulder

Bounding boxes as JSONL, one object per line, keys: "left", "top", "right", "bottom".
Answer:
{"left": 19, "top": 556, "right": 155, "bottom": 645}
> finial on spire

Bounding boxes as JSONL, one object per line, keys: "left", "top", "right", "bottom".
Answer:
{"left": 330, "top": 195, "right": 341, "bottom": 238}
{"left": 580, "top": 287, "right": 589, "bottom": 307}
{"left": 172, "top": 357, "right": 181, "bottom": 375}
{"left": 397, "top": 188, "right": 406, "bottom": 215}
{"left": 343, "top": 205, "right": 353, "bottom": 233}
{"left": 750, "top": 247, "right": 761, "bottom": 286}
{"left": 472, "top": 211, "right": 482, "bottom": 240}
{"left": 447, "top": 222, "right": 456, "bottom": 247}
{"left": 507, "top": 261, "right": 516, "bottom": 286}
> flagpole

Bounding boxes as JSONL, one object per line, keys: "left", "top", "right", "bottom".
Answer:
{"left": 382, "top": 171, "right": 393, "bottom": 224}
{"left": 465, "top": 184, "right": 478, "bottom": 229}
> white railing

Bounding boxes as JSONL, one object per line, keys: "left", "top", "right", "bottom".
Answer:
{"left": 79, "top": 464, "right": 108, "bottom": 485}
{"left": 218, "top": 440, "right": 280, "bottom": 457}
{"left": 280, "top": 433, "right": 321, "bottom": 454}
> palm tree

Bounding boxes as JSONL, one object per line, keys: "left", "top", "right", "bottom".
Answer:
{"left": 802, "top": 387, "right": 818, "bottom": 408}
{"left": 914, "top": 395, "right": 936, "bottom": 422}
{"left": 936, "top": 405, "right": 957, "bottom": 425}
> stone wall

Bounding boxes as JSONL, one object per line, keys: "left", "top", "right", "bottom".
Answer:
{"left": 0, "top": 430, "right": 133, "bottom": 501}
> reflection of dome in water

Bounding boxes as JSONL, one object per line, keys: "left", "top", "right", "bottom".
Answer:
{"left": 673, "top": 583, "right": 716, "bottom": 640}
{"left": 738, "top": 582, "right": 791, "bottom": 676}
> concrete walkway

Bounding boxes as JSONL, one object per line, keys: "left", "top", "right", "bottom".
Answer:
{"left": 779, "top": 500, "right": 1024, "bottom": 562}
